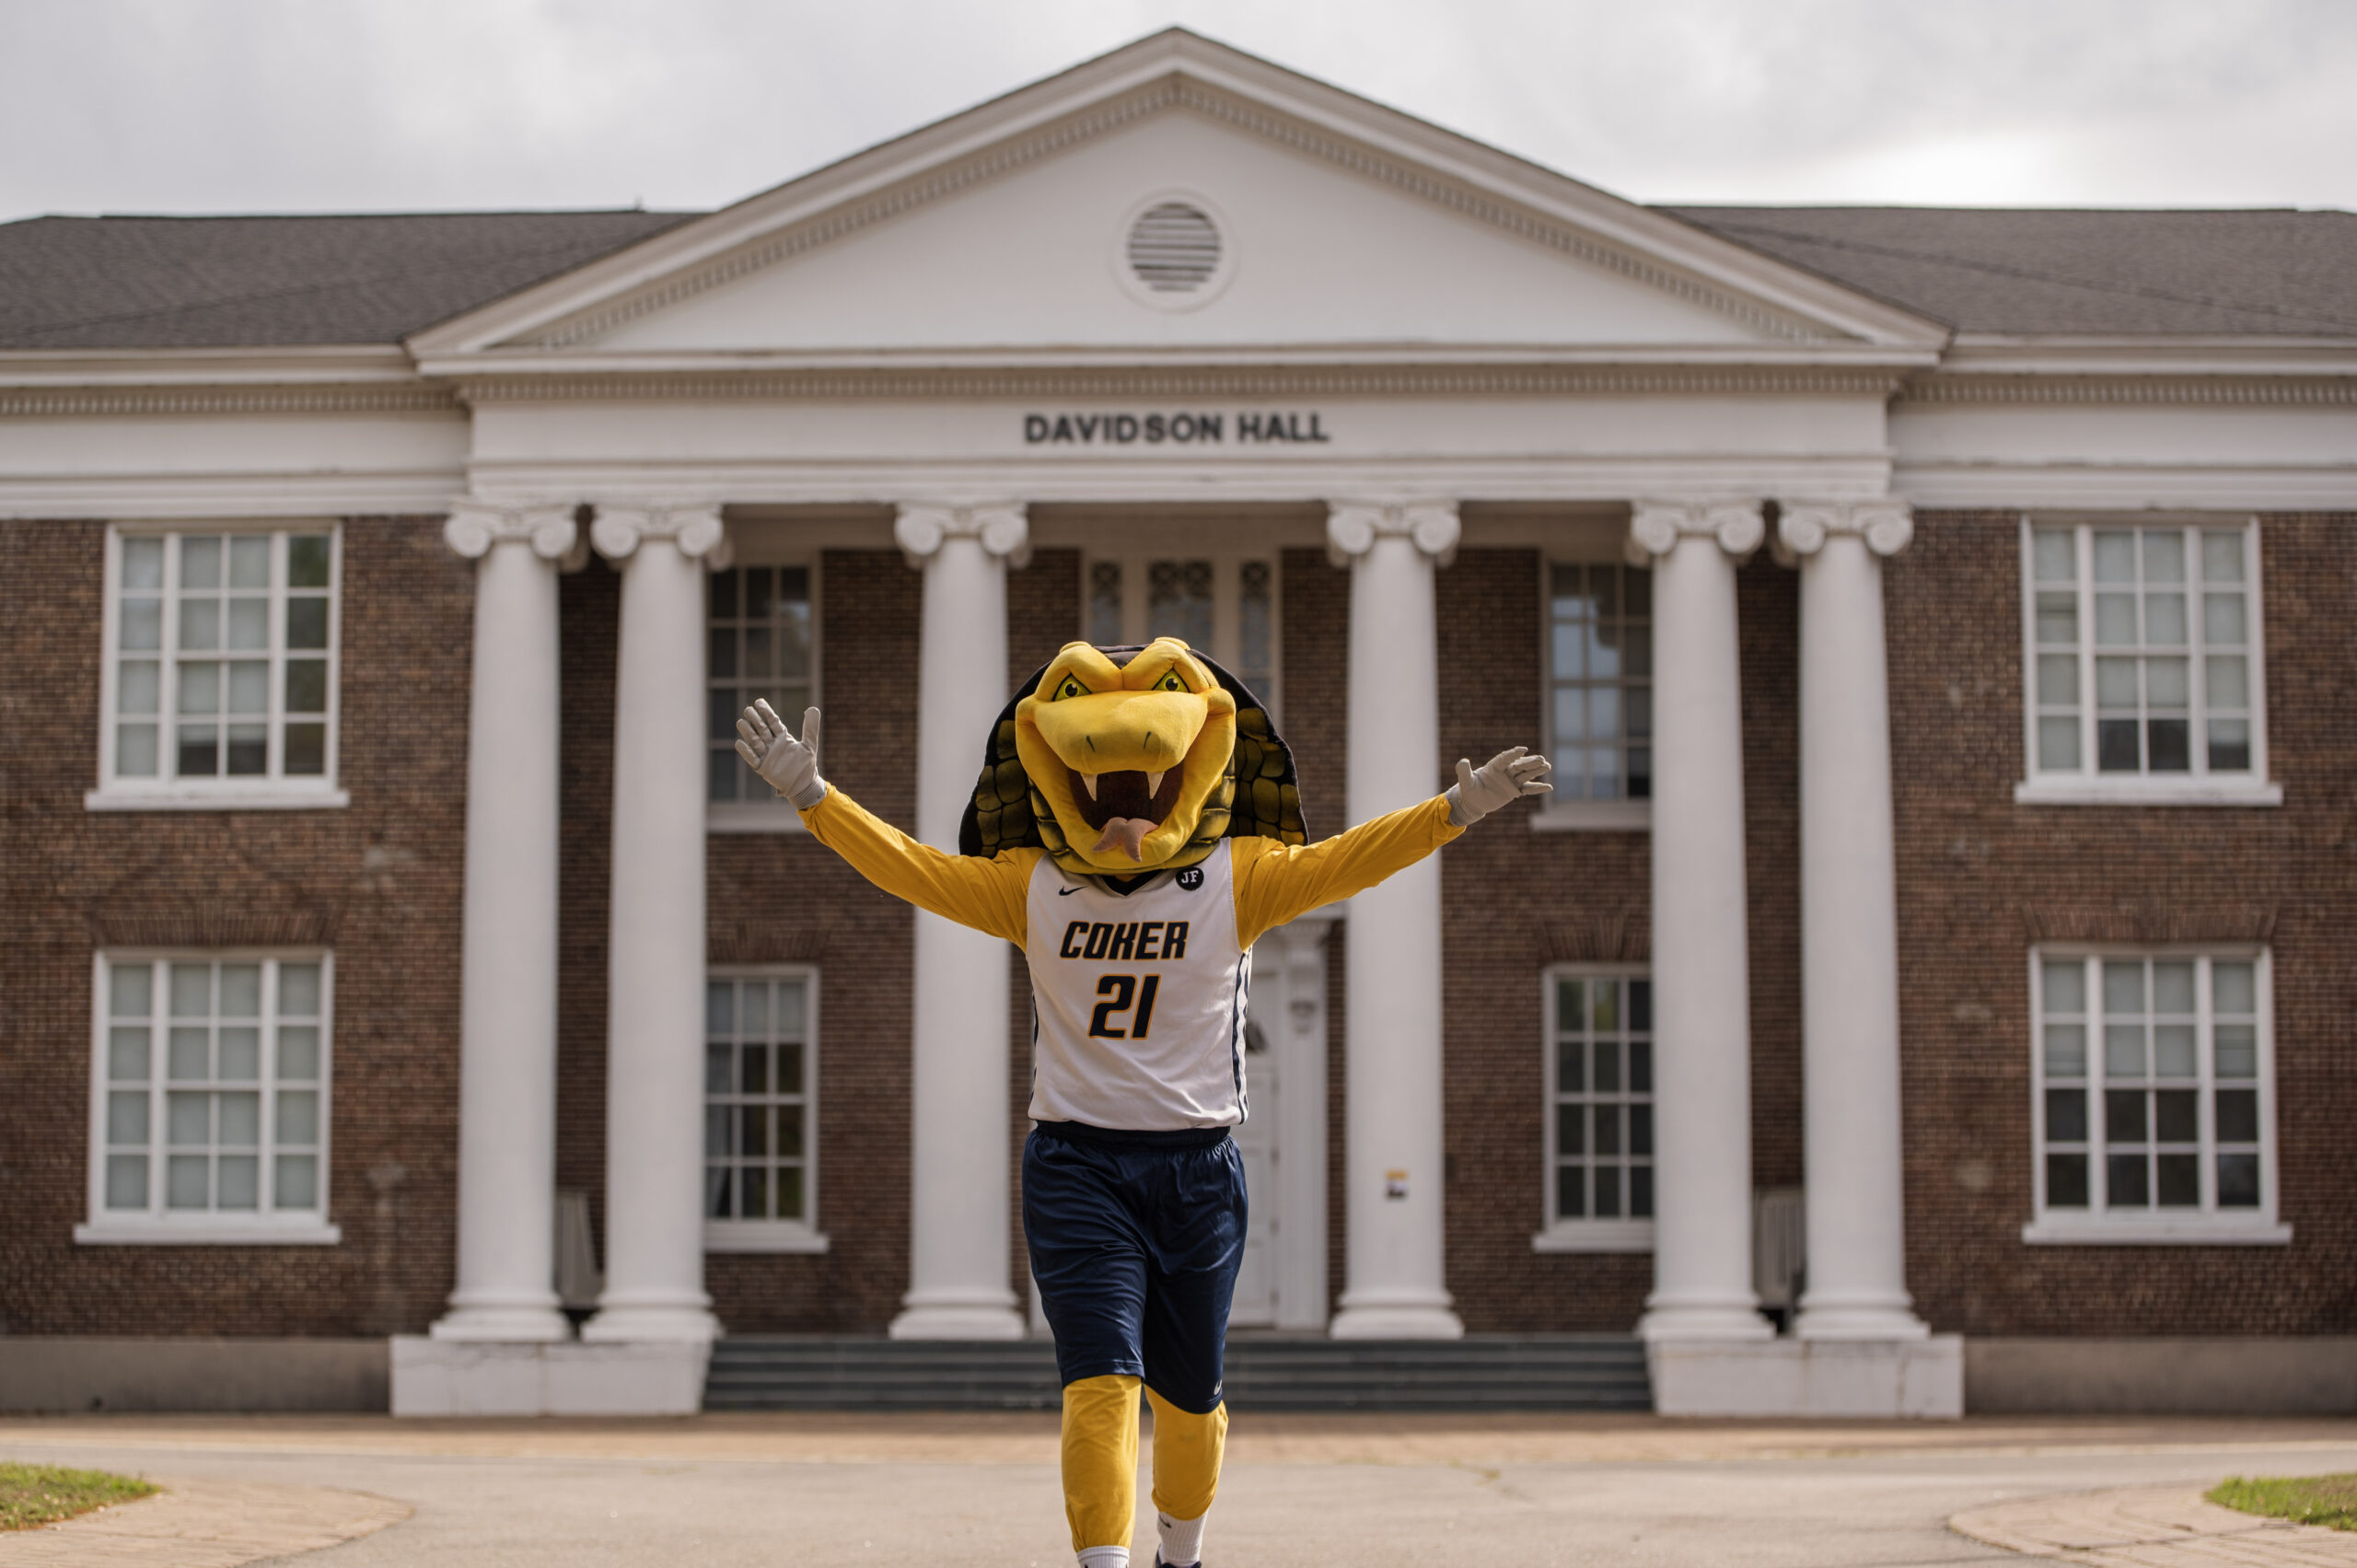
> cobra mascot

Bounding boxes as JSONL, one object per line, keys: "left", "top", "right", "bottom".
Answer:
{"left": 737, "top": 637, "right": 1549, "bottom": 1568}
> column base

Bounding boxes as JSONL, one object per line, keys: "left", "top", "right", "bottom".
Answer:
{"left": 1794, "top": 1291, "right": 1933, "bottom": 1342}
{"left": 1644, "top": 1334, "right": 1963, "bottom": 1418}
{"left": 1637, "top": 1291, "right": 1775, "bottom": 1343}
{"left": 390, "top": 1336, "right": 711, "bottom": 1416}
{"left": 1329, "top": 1288, "right": 1463, "bottom": 1341}
{"left": 428, "top": 1292, "right": 572, "bottom": 1344}
{"left": 581, "top": 1294, "right": 719, "bottom": 1344}
{"left": 889, "top": 1291, "right": 1027, "bottom": 1342}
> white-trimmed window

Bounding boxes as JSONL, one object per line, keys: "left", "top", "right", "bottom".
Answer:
{"left": 707, "top": 561, "right": 818, "bottom": 830}
{"left": 1537, "top": 562, "right": 1652, "bottom": 830}
{"left": 2018, "top": 519, "right": 2275, "bottom": 805}
{"left": 702, "top": 968, "right": 827, "bottom": 1252}
{"left": 2026, "top": 950, "right": 2287, "bottom": 1245}
{"left": 1534, "top": 968, "right": 1655, "bottom": 1251}
{"left": 81, "top": 952, "right": 337, "bottom": 1245}
{"left": 93, "top": 526, "right": 343, "bottom": 810}
{"left": 1084, "top": 554, "right": 1278, "bottom": 711}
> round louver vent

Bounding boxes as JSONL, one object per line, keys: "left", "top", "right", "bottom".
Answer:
{"left": 1126, "top": 202, "right": 1222, "bottom": 294}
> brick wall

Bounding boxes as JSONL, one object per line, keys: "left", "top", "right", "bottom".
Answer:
{"left": 0, "top": 517, "right": 470, "bottom": 1336}
{"left": 1890, "top": 510, "right": 2357, "bottom": 1335}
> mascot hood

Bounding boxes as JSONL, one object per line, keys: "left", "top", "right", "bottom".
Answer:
{"left": 959, "top": 638, "right": 1305, "bottom": 877}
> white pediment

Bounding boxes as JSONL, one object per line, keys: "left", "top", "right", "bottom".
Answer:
{"left": 411, "top": 31, "right": 1946, "bottom": 368}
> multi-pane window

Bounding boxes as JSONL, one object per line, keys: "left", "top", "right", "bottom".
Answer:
{"left": 707, "top": 564, "right": 815, "bottom": 805}
{"left": 704, "top": 970, "right": 816, "bottom": 1232}
{"left": 88, "top": 954, "right": 331, "bottom": 1235}
{"left": 1547, "top": 563, "right": 1653, "bottom": 802}
{"left": 1546, "top": 971, "right": 1655, "bottom": 1225}
{"left": 1085, "top": 556, "right": 1278, "bottom": 709}
{"left": 2026, "top": 523, "right": 2262, "bottom": 783}
{"left": 103, "top": 528, "right": 339, "bottom": 790}
{"left": 2034, "top": 952, "right": 2274, "bottom": 1226}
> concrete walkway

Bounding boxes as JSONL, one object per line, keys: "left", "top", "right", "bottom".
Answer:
{"left": 1, "top": 1414, "right": 2351, "bottom": 1566}
{"left": 0, "top": 1478, "right": 404, "bottom": 1566}
{"left": 1955, "top": 1484, "right": 2357, "bottom": 1566}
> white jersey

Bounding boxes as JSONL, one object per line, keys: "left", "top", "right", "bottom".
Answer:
{"left": 1023, "top": 842, "right": 1249, "bottom": 1131}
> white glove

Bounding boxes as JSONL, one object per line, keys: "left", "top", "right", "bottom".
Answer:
{"left": 1446, "top": 746, "right": 1552, "bottom": 826}
{"left": 735, "top": 702, "right": 827, "bottom": 809}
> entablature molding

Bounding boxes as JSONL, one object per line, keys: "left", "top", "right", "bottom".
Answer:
{"left": 1900, "top": 373, "right": 2357, "bottom": 408}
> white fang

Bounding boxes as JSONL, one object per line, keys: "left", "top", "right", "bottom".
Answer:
{"left": 1146, "top": 770, "right": 1167, "bottom": 796}
{"left": 1081, "top": 772, "right": 1100, "bottom": 800}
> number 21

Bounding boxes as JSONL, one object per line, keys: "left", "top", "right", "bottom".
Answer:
{"left": 1087, "top": 974, "right": 1161, "bottom": 1040}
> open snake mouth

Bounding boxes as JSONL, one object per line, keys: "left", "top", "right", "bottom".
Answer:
{"left": 1068, "top": 766, "right": 1186, "bottom": 862}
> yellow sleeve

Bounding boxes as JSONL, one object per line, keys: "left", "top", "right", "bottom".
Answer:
{"left": 1230, "top": 794, "right": 1464, "bottom": 948}
{"left": 799, "top": 785, "right": 1036, "bottom": 947}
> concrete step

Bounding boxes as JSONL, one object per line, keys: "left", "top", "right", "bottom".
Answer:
{"left": 702, "top": 1335, "right": 1652, "bottom": 1412}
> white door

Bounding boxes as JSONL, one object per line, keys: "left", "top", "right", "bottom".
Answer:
{"left": 1228, "top": 1017, "right": 1279, "bottom": 1326}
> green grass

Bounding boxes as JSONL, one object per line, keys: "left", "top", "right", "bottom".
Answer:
{"left": 2210, "top": 1473, "right": 2357, "bottom": 1532}
{"left": 0, "top": 1462, "right": 158, "bottom": 1531}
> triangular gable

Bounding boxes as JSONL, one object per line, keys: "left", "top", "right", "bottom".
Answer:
{"left": 409, "top": 30, "right": 1948, "bottom": 366}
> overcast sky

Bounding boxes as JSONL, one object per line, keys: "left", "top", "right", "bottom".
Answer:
{"left": 5, "top": 0, "right": 2354, "bottom": 225}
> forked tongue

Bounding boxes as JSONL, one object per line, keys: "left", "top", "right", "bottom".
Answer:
{"left": 1092, "top": 818, "right": 1153, "bottom": 863}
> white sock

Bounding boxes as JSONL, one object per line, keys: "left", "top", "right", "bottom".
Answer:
{"left": 1157, "top": 1512, "right": 1207, "bottom": 1568}
{"left": 1076, "top": 1548, "right": 1128, "bottom": 1568}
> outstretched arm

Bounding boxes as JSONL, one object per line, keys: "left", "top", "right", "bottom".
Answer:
{"left": 1231, "top": 746, "right": 1550, "bottom": 947}
{"left": 736, "top": 701, "right": 1033, "bottom": 946}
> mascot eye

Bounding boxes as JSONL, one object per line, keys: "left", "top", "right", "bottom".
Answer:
{"left": 1151, "top": 670, "right": 1189, "bottom": 693}
{"left": 1051, "top": 676, "right": 1091, "bottom": 701}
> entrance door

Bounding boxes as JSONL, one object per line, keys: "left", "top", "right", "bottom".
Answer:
{"left": 1228, "top": 1017, "right": 1279, "bottom": 1326}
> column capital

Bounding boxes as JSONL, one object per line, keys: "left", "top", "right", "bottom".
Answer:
{"left": 1628, "top": 498, "right": 1765, "bottom": 564}
{"left": 590, "top": 502, "right": 726, "bottom": 563}
{"left": 1778, "top": 499, "right": 1914, "bottom": 559}
{"left": 893, "top": 502, "right": 1029, "bottom": 569}
{"left": 444, "top": 500, "right": 577, "bottom": 563}
{"left": 1324, "top": 500, "right": 1459, "bottom": 567}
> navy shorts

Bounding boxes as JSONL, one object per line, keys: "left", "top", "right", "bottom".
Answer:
{"left": 1022, "top": 1123, "right": 1247, "bottom": 1416}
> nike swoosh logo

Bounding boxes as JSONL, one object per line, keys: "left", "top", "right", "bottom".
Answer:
{"left": 1057, "top": 886, "right": 1084, "bottom": 896}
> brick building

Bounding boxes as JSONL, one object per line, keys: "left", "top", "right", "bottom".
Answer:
{"left": 4, "top": 30, "right": 2353, "bottom": 1417}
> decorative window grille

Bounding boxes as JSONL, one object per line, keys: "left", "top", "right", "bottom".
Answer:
{"left": 1081, "top": 556, "right": 1280, "bottom": 714}
{"left": 1547, "top": 971, "right": 1655, "bottom": 1225}
{"left": 2032, "top": 951, "right": 2281, "bottom": 1237}
{"left": 1547, "top": 563, "right": 1653, "bottom": 801}
{"left": 704, "top": 970, "right": 817, "bottom": 1236}
{"left": 2026, "top": 522, "right": 2263, "bottom": 783}
{"left": 1126, "top": 203, "right": 1221, "bottom": 294}
{"left": 102, "top": 528, "right": 339, "bottom": 793}
{"left": 707, "top": 564, "right": 815, "bottom": 804}
{"left": 87, "top": 954, "right": 331, "bottom": 1239}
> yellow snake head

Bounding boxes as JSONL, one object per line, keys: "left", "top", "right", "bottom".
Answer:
{"left": 1016, "top": 638, "right": 1238, "bottom": 874}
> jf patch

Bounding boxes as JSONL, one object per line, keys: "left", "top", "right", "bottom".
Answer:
{"left": 1177, "top": 866, "right": 1204, "bottom": 890}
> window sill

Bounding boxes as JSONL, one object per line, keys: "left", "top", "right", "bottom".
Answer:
{"left": 2019, "top": 1216, "right": 2291, "bottom": 1247}
{"left": 87, "top": 784, "right": 350, "bottom": 813}
{"left": 1529, "top": 799, "right": 1651, "bottom": 833}
{"left": 76, "top": 1218, "right": 342, "bottom": 1246}
{"left": 702, "top": 1221, "right": 830, "bottom": 1254}
{"left": 1531, "top": 1219, "right": 1655, "bottom": 1253}
{"left": 707, "top": 800, "right": 811, "bottom": 835}
{"left": 2013, "top": 779, "right": 2282, "bottom": 807}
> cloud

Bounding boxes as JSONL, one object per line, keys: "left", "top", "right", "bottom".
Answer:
{"left": 2, "top": 0, "right": 2352, "bottom": 222}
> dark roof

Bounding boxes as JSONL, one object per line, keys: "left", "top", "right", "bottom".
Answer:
{"left": 3, "top": 203, "right": 2354, "bottom": 350}
{"left": 1666, "top": 206, "right": 2357, "bottom": 337}
{"left": 0, "top": 211, "right": 695, "bottom": 350}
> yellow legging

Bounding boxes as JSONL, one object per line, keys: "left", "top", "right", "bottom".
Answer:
{"left": 1062, "top": 1374, "right": 1228, "bottom": 1552}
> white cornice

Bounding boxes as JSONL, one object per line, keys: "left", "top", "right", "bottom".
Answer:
{"left": 449, "top": 361, "right": 1915, "bottom": 404}
{"left": 0, "top": 470, "right": 463, "bottom": 519}
{"left": 0, "top": 344, "right": 425, "bottom": 389}
{"left": 0, "top": 384, "right": 459, "bottom": 416}
{"left": 1900, "top": 375, "right": 2357, "bottom": 407}
{"left": 404, "top": 34, "right": 1948, "bottom": 358}
{"left": 1895, "top": 462, "right": 2357, "bottom": 511}
{"left": 1940, "top": 336, "right": 2357, "bottom": 377}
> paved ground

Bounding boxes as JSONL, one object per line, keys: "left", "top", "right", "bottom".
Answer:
{"left": 3, "top": 1414, "right": 2353, "bottom": 1567}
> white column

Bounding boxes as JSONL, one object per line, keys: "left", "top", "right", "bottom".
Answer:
{"left": 1630, "top": 500, "right": 1772, "bottom": 1343}
{"left": 1325, "top": 501, "right": 1463, "bottom": 1341}
{"left": 582, "top": 503, "right": 726, "bottom": 1344}
{"left": 431, "top": 502, "right": 576, "bottom": 1343}
{"left": 1781, "top": 501, "right": 1932, "bottom": 1342}
{"left": 890, "top": 502, "right": 1028, "bottom": 1342}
